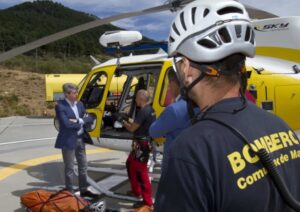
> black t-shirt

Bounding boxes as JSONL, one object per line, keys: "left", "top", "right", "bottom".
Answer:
{"left": 155, "top": 97, "right": 300, "bottom": 212}
{"left": 134, "top": 104, "right": 156, "bottom": 138}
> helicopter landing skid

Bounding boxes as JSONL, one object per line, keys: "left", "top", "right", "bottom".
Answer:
{"left": 84, "top": 157, "right": 160, "bottom": 201}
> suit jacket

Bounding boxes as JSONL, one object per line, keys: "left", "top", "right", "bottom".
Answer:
{"left": 55, "top": 99, "right": 93, "bottom": 150}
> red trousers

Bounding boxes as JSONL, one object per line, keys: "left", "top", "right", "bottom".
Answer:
{"left": 126, "top": 153, "right": 152, "bottom": 206}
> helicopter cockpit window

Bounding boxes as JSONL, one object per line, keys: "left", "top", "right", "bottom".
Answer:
{"left": 80, "top": 72, "right": 107, "bottom": 109}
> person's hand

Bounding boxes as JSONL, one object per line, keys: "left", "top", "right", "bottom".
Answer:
{"left": 69, "top": 119, "right": 77, "bottom": 123}
{"left": 128, "top": 118, "right": 134, "bottom": 123}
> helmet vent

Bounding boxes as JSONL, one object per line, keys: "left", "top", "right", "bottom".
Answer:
{"left": 172, "top": 23, "right": 180, "bottom": 36}
{"left": 169, "top": 36, "right": 175, "bottom": 43}
{"left": 245, "top": 26, "right": 251, "bottom": 41}
{"left": 192, "top": 7, "right": 197, "bottom": 24}
{"left": 235, "top": 25, "right": 242, "bottom": 38}
{"left": 218, "top": 27, "right": 231, "bottom": 43}
{"left": 197, "top": 39, "right": 217, "bottom": 49}
{"left": 209, "top": 32, "right": 222, "bottom": 45}
{"left": 203, "top": 8, "right": 210, "bottom": 17}
{"left": 250, "top": 30, "right": 255, "bottom": 44}
{"left": 180, "top": 12, "right": 187, "bottom": 31}
{"left": 217, "top": 7, "right": 243, "bottom": 15}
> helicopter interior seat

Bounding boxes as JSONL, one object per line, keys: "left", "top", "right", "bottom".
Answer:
{"left": 86, "top": 86, "right": 104, "bottom": 108}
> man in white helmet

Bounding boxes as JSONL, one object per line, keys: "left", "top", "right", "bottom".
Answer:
{"left": 155, "top": 0, "right": 300, "bottom": 211}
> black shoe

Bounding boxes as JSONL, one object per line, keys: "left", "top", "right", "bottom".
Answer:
{"left": 81, "top": 190, "right": 99, "bottom": 198}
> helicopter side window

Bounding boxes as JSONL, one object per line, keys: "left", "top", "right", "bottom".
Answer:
{"left": 81, "top": 72, "right": 107, "bottom": 109}
{"left": 87, "top": 86, "right": 104, "bottom": 107}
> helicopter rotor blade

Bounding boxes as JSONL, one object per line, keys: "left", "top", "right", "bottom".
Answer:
{"left": 0, "top": 0, "right": 193, "bottom": 63}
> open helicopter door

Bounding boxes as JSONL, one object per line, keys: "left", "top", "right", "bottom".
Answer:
{"left": 79, "top": 66, "right": 116, "bottom": 140}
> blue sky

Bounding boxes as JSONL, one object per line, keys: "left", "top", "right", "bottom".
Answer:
{"left": 0, "top": 0, "right": 299, "bottom": 41}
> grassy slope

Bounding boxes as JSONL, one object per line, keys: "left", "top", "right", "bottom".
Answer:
{"left": 0, "top": 67, "right": 55, "bottom": 117}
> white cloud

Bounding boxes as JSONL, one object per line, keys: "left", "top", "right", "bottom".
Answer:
{"left": 56, "top": 0, "right": 166, "bottom": 15}
{"left": 112, "top": 11, "right": 174, "bottom": 40}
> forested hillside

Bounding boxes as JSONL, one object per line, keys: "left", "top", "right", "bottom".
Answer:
{"left": 0, "top": 0, "right": 120, "bottom": 57}
{"left": 0, "top": 0, "right": 151, "bottom": 73}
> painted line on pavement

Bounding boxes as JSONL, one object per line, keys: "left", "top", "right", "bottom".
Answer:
{"left": 0, "top": 137, "right": 56, "bottom": 146}
{"left": 0, "top": 122, "right": 52, "bottom": 128}
{"left": 0, "top": 148, "right": 112, "bottom": 181}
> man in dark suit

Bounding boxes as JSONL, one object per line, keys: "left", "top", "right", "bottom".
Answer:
{"left": 55, "top": 83, "right": 97, "bottom": 198}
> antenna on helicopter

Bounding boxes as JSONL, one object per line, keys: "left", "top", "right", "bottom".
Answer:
{"left": 99, "top": 30, "right": 143, "bottom": 67}
{"left": 89, "top": 55, "right": 101, "bottom": 65}
{"left": 99, "top": 31, "right": 143, "bottom": 48}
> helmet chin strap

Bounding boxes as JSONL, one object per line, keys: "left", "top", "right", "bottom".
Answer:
{"left": 180, "top": 72, "right": 206, "bottom": 101}
{"left": 180, "top": 61, "right": 222, "bottom": 101}
{"left": 180, "top": 72, "right": 207, "bottom": 123}
{"left": 180, "top": 65, "right": 247, "bottom": 123}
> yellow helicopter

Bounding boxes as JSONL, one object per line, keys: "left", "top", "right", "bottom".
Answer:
{"left": 47, "top": 15, "right": 300, "bottom": 151}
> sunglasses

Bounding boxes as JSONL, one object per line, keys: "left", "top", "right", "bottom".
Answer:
{"left": 172, "top": 56, "right": 183, "bottom": 73}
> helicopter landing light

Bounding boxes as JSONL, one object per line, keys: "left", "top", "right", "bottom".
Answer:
{"left": 99, "top": 30, "right": 142, "bottom": 48}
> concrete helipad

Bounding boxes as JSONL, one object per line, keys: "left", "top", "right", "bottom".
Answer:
{"left": 0, "top": 116, "right": 160, "bottom": 211}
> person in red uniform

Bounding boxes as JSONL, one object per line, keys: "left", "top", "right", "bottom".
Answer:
{"left": 123, "top": 89, "right": 156, "bottom": 208}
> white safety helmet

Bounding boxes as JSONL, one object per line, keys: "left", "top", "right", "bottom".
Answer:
{"left": 168, "top": 0, "right": 255, "bottom": 62}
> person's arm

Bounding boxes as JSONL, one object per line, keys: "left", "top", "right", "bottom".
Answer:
{"left": 82, "top": 114, "right": 95, "bottom": 125}
{"left": 55, "top": 103, "right": 81, "bottom": 130}
{"left": 149, "top": 106, "right": 177, "bottom": 138}
{"left": 123, "top": 106, "right": 148, "bottom": 133}
{"left": 77, "top": 101, "right": 94, "bottom": 125}
{"left": 123, "top": 119, "right": 140, "bottom": 132}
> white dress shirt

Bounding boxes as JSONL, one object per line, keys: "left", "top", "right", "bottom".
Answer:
{"left": 66, "top": 99, "right": 84, "bottom": 136}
